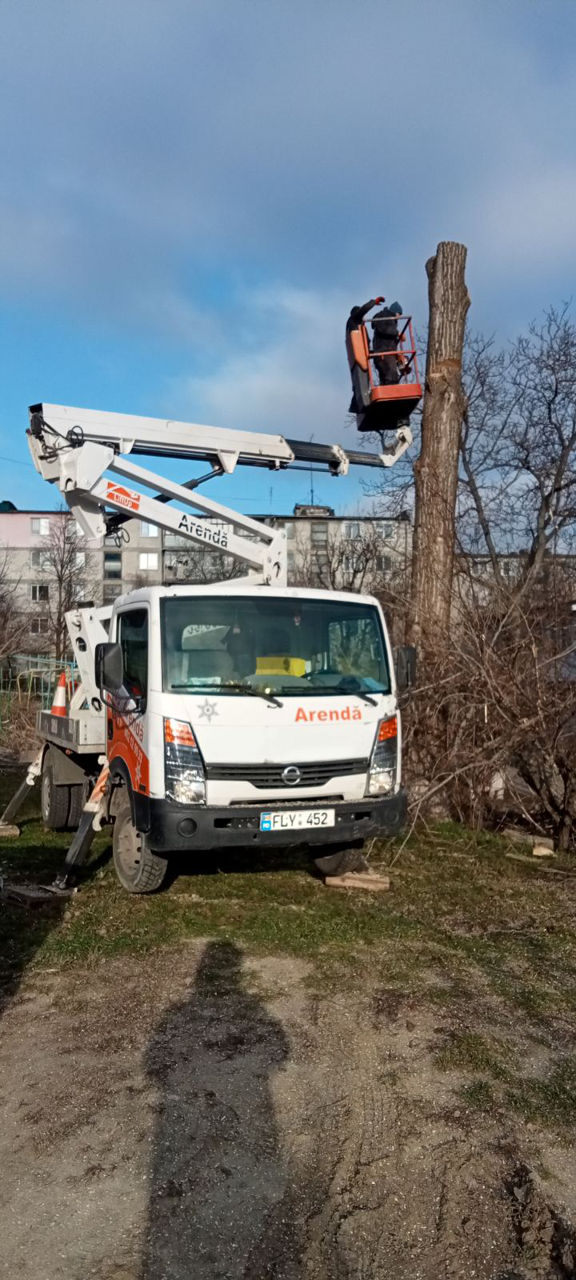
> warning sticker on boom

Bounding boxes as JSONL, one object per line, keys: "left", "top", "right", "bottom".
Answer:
{"left": 106, "top": 482, "right": 141, "bottom": 512}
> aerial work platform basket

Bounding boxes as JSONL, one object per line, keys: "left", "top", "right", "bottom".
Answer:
{"left": 346, "top": 313, "right": 422, "bottom": 434}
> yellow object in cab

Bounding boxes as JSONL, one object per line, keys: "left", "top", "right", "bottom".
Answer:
{"left": 256, "top": 655, "right": 306, "bottom": 678}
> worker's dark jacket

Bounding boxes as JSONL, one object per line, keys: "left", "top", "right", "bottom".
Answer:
{"left": 346, "top": 301, "right": 379, "bottom": 415}
{"left": 371, "top": 309, "right": 399, "bottom": 353}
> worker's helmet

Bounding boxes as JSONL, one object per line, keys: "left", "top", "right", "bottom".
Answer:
{"left": 389, "top": 301, "right": 402, "bottom": 315}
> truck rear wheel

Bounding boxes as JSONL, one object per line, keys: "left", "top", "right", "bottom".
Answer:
{"left": 41, "top": 760, "right": 71, "bottom": 831}
{"left": 112, "top": 793, "right": 168, "bottom": 894}
{"left": 314, "top": 844, "right": 369, "bottom": 876}
{"left": 67, "top": 784, "right": 86, "bottom": 830}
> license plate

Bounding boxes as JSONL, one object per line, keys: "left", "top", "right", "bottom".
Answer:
{"left": 260, "top": 808, "right": 335, "bottom": 832}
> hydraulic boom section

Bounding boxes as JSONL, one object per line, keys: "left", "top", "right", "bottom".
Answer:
{"left": 27, "top": 403, "right": 412, "bottom": 586}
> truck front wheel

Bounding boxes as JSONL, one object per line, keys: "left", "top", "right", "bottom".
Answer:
{"left": 112, "top": 793, "right": 168, "bottom": 894}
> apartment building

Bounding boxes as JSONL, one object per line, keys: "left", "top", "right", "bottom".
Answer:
{"left": 0, "top": 504, "right": 411, "bottom": 654}
{"left": 0, "top": 509, "right": 102, "bottom": 650}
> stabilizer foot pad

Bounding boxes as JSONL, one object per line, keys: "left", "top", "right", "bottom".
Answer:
{"left": 0, "top": 824, "right": 21, "bottom": 838}
{"left": 0, "top": 881, "right": 76, "bottom": 906}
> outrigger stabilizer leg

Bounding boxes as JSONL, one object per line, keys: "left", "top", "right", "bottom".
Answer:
{"left": 0, "top": 749, "right": 43, "bottom": 837}
{"left": 52, "top": 763, "right": 110, "bottom": 890}
{"left": 0, "top": 761, "right": 110, "bottom": 905}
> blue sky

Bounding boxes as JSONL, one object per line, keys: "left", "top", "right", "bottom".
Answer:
{"left": 1, "top": 0, "right": 575, "bottom": 516}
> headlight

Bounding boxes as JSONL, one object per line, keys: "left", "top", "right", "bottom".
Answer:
{"left": 367, "top": 715, "right": 398, "bottom": 796}
{"left": 164, "top": 718, "right": 206, "bottom": 804}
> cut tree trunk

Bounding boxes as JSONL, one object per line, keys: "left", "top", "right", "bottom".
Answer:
{"left": 409, "top": 241, "right": 470, "bottom": 651}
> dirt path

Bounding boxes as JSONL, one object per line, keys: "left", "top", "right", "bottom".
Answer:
{"left": 1, "top": 942, "right": 576, "bottom": 1279}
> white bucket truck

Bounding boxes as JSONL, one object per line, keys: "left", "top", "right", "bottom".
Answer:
{"left": 6, "top": 404, "right": 413, "bottom": 892}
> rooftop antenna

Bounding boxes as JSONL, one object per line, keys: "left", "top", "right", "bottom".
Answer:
{"left": 309, "top": 433, "right": 315, "bottom": 506}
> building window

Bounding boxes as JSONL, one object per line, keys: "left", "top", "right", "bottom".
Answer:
{"left": 164, "top": 533, "right": 181, "bottom": 548}
{"left": 346, "top": 521, "right": 361, "bottom": 539}
{"left": 30, "top": 616, "right": 50, "bottom": 635}
{"left": 285, "top": 523, "right": 295, "bottom": 540}
{"left": 30, "top": 549, "right": 51, "bottom": 570}
{"left": 502, "top": 560, "right": 518, "bottom": 581}
{"left": 104, "top": 552, "right": 122, "bottom": 579}
{"left": 31, "top": 583, "right": 49, "bottom": 602}
{"left": 310, "top": 523, "right": 328, "bottom": 544}
{"left": 75, "top": 551, "right": 86, "bottom": 569}
{"left": 31, "top": 517, "right": 50, "bottom": 536}
{"left": 139, "top": 552, "right": 158, "bottom": 571}
{"left": 103, "top": 582, "right": 123, "bottom": 603}
{"left": 140, "top": 521, "right": 158, "bottom": 538}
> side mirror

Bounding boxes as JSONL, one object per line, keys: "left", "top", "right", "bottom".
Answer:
{"left": 395, "top": 644, "right": 416, "bottom": 692}
{"left": 95, "top": 642, "right": 124, "bottom": 695}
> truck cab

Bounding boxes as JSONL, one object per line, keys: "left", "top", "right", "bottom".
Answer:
{"left": 100, "top": 583, "right": 406, "bottom": 890}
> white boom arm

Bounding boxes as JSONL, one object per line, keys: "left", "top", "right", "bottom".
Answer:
{"left": 28, "top": 403, "right": 412, "bottom": 586}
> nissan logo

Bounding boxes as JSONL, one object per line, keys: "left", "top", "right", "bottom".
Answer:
{"left": 281, "top": 764, "right": 301, "bottom": 786}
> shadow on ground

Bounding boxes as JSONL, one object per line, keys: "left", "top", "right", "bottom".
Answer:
{"left": 0, "top": 768, "right": 107, "bottom": 1018}
{"left": 143, "top": 940, "right": 318, "bottom": 1280}
{"left": 165, "top": 839, "right": 324, "bottom": 885}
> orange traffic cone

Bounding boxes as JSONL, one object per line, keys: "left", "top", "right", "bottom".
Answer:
{"left": 50, "top": 672, "right": 68, "bottom": 718}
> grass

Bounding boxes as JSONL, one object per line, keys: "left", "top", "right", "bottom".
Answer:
{"left": 460, "top": 1079, "right": 496, "bottom": 1111}
{"left": 3, "top": 773, "right": 576, "bottom": 994}
{"left": 507, "top": 1056, "right": 576, "bottom": 1127}
{"left": 435, "top": 1030, "right": 514, "bottom": 1079}
{"left": 3, "top": 768, "right": 576, "bottom": 1131}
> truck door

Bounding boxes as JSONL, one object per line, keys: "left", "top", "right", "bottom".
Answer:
{"left": 108, "top": 607, "right": 151, "bottom": 797}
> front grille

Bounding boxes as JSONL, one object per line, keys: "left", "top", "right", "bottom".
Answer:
{"left": 226, "top": 795, "right": 345, "bottom": 808}
{"left": 206, "top": 758, "right": 368, "bottom": 789}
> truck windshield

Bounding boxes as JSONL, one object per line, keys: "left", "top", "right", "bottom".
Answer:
{"left": 161, "top": 596, "right": 390, "bottom": 697}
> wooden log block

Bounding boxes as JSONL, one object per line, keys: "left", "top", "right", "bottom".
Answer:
{"left": 323, "top": 871, "right": 391, "bottom": 892}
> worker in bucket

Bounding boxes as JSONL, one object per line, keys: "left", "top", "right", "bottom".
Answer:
{"left": 346, "top": 296, "right": 384, "bottom": 414}
{"left": 371, "top": 301, "right": 405, "bottom": 387}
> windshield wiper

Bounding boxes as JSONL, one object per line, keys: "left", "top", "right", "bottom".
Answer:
{"left": 351, "top": 690, "right": 380, "bottom": 707}
{"left": 290, "top": 681, "right": 381, "bottom": 706}
{"left": 222, "top": 682, "right": 284, "bottom": 707}
{"left": 170, "top": 681, "right": 283, "bottom": 707}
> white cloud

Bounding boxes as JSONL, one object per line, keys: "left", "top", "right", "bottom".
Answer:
{"left": 1, "top": 0, "right": 575, "bottom": 339}
{"left": 165, "top": 284, "right": 353, "bottom": 442}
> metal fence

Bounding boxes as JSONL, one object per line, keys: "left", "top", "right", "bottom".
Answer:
{"left": 0, "top": 655, "right": 78, "bottom": 729}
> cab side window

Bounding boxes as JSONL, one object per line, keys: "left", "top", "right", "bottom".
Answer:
{"left": 118, "top": 609, "right": 148, "bottom": 701}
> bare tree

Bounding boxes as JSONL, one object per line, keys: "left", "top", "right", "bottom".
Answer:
{"left": 410, "top": 241, "right": 470, "bottom": 650}
{"left": 290, "top": 523, "right": 399, "bottom": 594}
{"left": 45, "top": 513, "right": 93, "bottom": 661}
{"left": 164, "top": 546, "right": 245, "bottom": 585}
{"left": 405, "top": 306, "right": 576, "bottom": 850}
{"left": 0, "top": 550, "right": 29, "bottom": 664}
{"left": 405, "top": 562, "right": 576, "bottom": 849}
{"left": 459, "top": 307, "right": 576, "bottom": 590}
